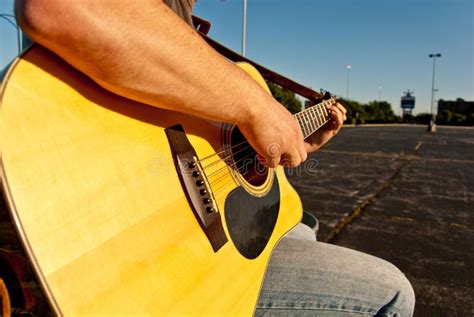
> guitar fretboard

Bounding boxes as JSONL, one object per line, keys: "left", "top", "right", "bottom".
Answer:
{"left": 294, "top": 97, "right": 336, "bottom": 139}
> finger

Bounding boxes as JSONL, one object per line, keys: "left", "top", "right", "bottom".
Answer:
{"left": 266, "top": 156, "right": 281, "bottom": 168}
{"left": 280, "top": 155, "right": 293, "bottom": 168}
{"left": 329, "top": 106, "right": 344, "bottom": 130}
{"left": 297, "top": 141, "right": 307, "bottom": 163}
{"left": 336, "top": 102, "right": 347, "bottom": 115}
{"left": 304, "top": 141, "right": 314, "bottom": 153}
{"left": 332, "top": 109, "right": 344, "bottom": 130}
{"left": 281, "top": 145, "right": 303, "bottom": 167}
{"left": 264, "top": 142, "right": 281, "bottom": 168}
{"left": 329, "top": 103, "right": 346, "bottom": 121}
{"left": 289, "top": 145, "right": 303, "bottom": 167}
{"left": 334, "top": 103, "right": 347, "bottom": 121}
{"left": 328, "top": 105, "right": 340, "bottom": 118}
{"left": 295, "top": 128, "right": 308, "bottom": 163}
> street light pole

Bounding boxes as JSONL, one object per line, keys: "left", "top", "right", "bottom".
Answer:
{"left": 378, "top": 85, "right": 382, "bottom": 102}
{"left": 241, "top": 0, "right": 247, "bottom": 57}
{"left": 428, "top": 53, "right": 441, "bottom": 131}
{"left": 346, "top": 64, "right": 351, "bottom": 99}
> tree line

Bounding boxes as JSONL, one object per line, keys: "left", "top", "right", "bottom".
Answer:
{"left": 268, "top": 83, "right": 472, "bottom": 126}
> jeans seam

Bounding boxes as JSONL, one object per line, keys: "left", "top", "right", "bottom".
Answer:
{"left": 257, "top": 301, "right": 377, "bottom": 314}
{"left": 257, "top": 292, "right": 379, "bottom": 314}
{"left": 255, "top": 306, "right": 373, "bottom": 315}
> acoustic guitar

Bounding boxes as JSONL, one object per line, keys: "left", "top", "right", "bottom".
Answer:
{"left": 0, "top": 45, "right": 335, "bottom": 316}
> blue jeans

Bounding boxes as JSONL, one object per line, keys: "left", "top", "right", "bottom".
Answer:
{"left": 256, "top": 224, "right": 415, "bottom": 316}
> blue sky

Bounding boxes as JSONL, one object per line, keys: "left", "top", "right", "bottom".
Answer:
{"left": 1, "top": 0, "right": 472, "bottom": 114}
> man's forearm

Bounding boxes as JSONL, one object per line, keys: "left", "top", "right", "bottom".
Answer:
{"left": 15, "top": 0, "right": 272, "bottom": 126}
{"left": 15, "top": 0, "right": 346, "bottom": 167}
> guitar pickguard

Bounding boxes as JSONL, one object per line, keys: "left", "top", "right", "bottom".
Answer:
{"left": 224, "top": 176, "right": 280, "bottom": 259}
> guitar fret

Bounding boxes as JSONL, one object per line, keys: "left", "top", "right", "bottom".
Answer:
{"left": 303, "top": 114, "right": 311, "bottom": 137}
{"left": 321, "top": 105, "right": 327, "bottom": 123}
{"left": 293, "top": 97, "right": 337, "bottom": 139}
{"left": 314, "top": 106, "right": 323, "bottom": 127}
{"left": 306, "top": 112, "right": 313, "bottom": 135}
{"left": 304, "top": 112, "right": 313, "bottom": 137}
{"left": 312, "top": 105, "right": 321, "bottom": 129}
{"left": 316, "top": 105, "right": 325, "bottom": 126}
{"left": 311, "top": 109, "right": 319, "bottom": 131}
{"left": 307, "top": 108, "right": 316, "bottom": 130}
{"left": 322, "top": 103, "right": 328, "bottom": 121}
{"left": 297, "top": 114, "right": 309, "bottom": 138}
{"left": 322, "top": 103, "right": 329, "bottom": 118}
{"left": 305, "top": 110, "right": 313, "bottom": 133}
{"left": 319, "top": 105, "right": 325, "bottom": 124}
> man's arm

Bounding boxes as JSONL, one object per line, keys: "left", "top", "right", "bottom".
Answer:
{"left": 16, "top": 0, "right": 344, "bottom": 167}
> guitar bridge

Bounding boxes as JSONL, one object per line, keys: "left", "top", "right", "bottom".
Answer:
{"left": 165, "top": 125, "right": 228, "bottom": 252}
{"left": 192, "top": 156, "right": 219, "bottom": 215}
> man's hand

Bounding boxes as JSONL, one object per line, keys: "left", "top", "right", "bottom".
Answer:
{"left": 238, "top": 94, "right": 307, "bottom": 169}
{"left": 238, "top": 98, "right": 346, "bottom": 169}
{"left": 305, "top": 102, "right": 347, "bottom": 153}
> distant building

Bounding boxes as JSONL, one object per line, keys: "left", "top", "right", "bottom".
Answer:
{"left": 438, "top": 98, "right": 474, "bottom": 115}
{"left": 400, "top": 90, "right": 415, "bottom": 117}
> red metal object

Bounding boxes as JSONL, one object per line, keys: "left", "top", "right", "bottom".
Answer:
{"left": 192, "top": 16, "right": 211, "bottom": 35}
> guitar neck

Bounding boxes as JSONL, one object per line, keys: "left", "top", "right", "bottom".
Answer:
{"left": 294, "top": 97, "right": 336, "bottom": 139}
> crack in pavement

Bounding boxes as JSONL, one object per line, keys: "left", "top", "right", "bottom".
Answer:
{"left": 324, "top": 137, "right": 425, "bottom": 243}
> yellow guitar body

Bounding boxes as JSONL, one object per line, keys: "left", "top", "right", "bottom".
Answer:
{"left": 0, "top": 46, "right": 302, "bottom": 316}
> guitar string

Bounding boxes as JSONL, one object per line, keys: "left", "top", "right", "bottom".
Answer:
{"left": 195, "top": 99, "right": 335, "bottom": 166}
{"left": 213, "top": 172, "right": 262, "bottom": 201}
{"left": 211, "top": 169, "right": 249, "bottom": 198}
{"left": 205, "top": 150, "right": 261, "bottom": 185}
{"left": 210, "top": 114, "right": 332, "bottom": 198}
{"left": 213, "top": 177, "right": 239, "bottom": 201}
{"left": 206, "top": 144, "right": 275, "bottom": 191}
{"left": 208, "top": 157, "right": 255, "bottom": 199}
{"left": 200, "top": 112, "right": 330, "bottom": 176}
{"left": 206, "top": 100, "right": 336, "bottom": 200}
{"left": 202, "top": 114, "right": 330, "bottom": 175}
{"left": 194, "top": 100, "right": 335, "bottom": 193}
{"left": 197, "top": 103, "right": 333, "bottom": 172}
{"left": 201, "top": 114, "right": 331, "bottom": 183}
{"left": 210, "top": 120, "right": 334, "bottom": 200}
{"left": 212, "top": 160, "right": 280, "bottom": 201}
{"left": 200, "top": 141, "right": 253, "bottom": 170}
{"left": 212, "top": 109, "right": 332, "bottom": 200}
{"left": 198, "top": 139, "right": 250, "bottom": 164}
{"left": 209, "top": 117, "right": 324, "bottom": 197}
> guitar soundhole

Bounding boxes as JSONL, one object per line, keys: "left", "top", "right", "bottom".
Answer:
{"left": 230, "top": 127, "right": 268, "bottom": 187}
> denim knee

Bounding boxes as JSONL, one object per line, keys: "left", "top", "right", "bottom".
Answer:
{"left": 381, "top": 262, "right": 416, "bottom": 316}
{"left": 397, "top": 272, "right": 415, "bottom": 316}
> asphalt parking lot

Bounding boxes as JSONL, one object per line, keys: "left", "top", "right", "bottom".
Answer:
{"left": 287, "top": 125, "right": 474, "bottom": 316}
